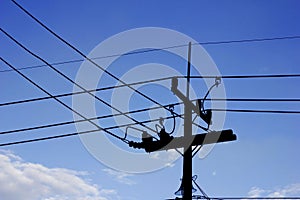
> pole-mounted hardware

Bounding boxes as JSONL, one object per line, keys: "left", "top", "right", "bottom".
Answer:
{"left": 127, "top": 43, "right": 237, "bottom": 199}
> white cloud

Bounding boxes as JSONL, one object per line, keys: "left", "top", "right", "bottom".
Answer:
{"left": 248, "top": 186, "right": 267, "bottom": 197}
{"left": 0, "top": 150, "right": 118, "bottom": 200}
{"left": 248, "top": 183, "right": 300, "bottom": 198}
{"left": 149, "top": 149, "right": 180, "bottom": 168}
{"left": 102, "top": 168, "right": 136, "bottom": 185}
{"left": 98, "top": 189, "right": 121, "bottom": 200}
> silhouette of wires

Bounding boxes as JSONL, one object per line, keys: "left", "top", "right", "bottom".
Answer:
{"left": 1, "top": 57, "right": 130, "bottom": 143}
{"left": 0, "top": 111, "right": 182, "bottom": 147}
{"left": 0, "top": 102, "right": 183, "bottom": 135}
{"left": 1, "top": 27, "right": 159, "bottom": 135}
{"left": 1, "top": 0, "right": 299, "bottom": 146}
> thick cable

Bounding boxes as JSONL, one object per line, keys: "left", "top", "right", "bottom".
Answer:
{"left": 209, "top": 197, "right": 300, "bottom": 200}
{"left": 8, "top": 1, "right": 207, "bottom": 131}
{"left": 0, "top": 27, "right": 157, "bottom": 134}
{"left": 0, "top": 76, "right": 172, "bottom": 107}
{"left": 0, "top": 57, "right": 128, "bottom": 143}
{"left": 186, "top": 74, "right": 300, "bottom": 79}
{"left": 211, "top": 108, "right": 300, "bottom": 114}
{"left": 1, "top": 101, "right": 183, "bottom": 135}
{"left": 0, "top": 113, "right": 182, "bottom": 147}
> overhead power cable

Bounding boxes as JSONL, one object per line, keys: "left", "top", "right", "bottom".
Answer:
{"left": 1, "top": 70, "right": 299, "bottom": 108}
{"left": 186, "top": 74, "right": 300, "bottom": 79}
{"left": 0, "top": 23, "right": 299, "bottom": 74}
{"left": 2, "top": 106, "right": 298, "bottom": 147}
{"left": 209, "top": 197, "right": 300, "bottom": 200}
{"left": 0, "top": 76, "right": 171, "bottom": 107}
{"left": 2, "top": 97, "right": 299, "bottom": 136}
{"left": 0, "top": 28, "right": 158, "bottom": 134}
{"left": 16, "top": 0, "right": 287, "bottom": 131}
{"left": 2, "top": 106, "right": 300, "bottom": 147}
{"left": 168, "top": 196, "right": 300, "bottom": 200}
{"left": 206, "top": 98, "right": 300, "bottom": 102}
{"left": 6, "top": 0, "right": 300, "bottom": 133}
{"left": 0, "top": 58, "right": 84, "bottom": 73}
{"left": 0, "top": 101, "right": 183, "bottom": 135}
{"left": 0, "top": 57, "right": 129, "bottom": 143}
{"left": 211, "top": 108, "right": 300, "bottom": 114}
{"left": 0, "top": 129, "right": 99, "bottom": 147}
{"left": 0, "top": 112, "right": 182, "bottom": 147}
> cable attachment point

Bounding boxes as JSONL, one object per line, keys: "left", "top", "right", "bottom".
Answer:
{"left": 168, "top": 104, "right": 175, "bottom": 112}
{"left": 128, "top": 131, "right": 154, "bottom": 150}
{"left": 158, "top": 128, "right": 173, "bottom": 143}
{"left": 215, "top": 76, "right": 221, "bottom": 87}
{"left": 156, "top": 104, "right": 177, "bottom": 136}
{"left": 196, "top": 77, "right": 222, "bottom": 128}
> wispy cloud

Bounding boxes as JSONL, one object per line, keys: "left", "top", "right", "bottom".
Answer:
{"left": 149, "top": 149, "right": 180, "bottom": 168}
{"left": 102, "top": 168, "right": 136, "bottom": 185}
{"left": 248, "top": 183, "right": 300, "bottom": 197}
{"left": 0, "top": 150, "right": 118, "bottom": 200}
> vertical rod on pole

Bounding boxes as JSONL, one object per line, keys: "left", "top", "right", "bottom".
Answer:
{"left": 186, "top": 42, "right": 192, "bottom": 98}
{"left": 183, "top": 42, "right": 193, "bottom": 200}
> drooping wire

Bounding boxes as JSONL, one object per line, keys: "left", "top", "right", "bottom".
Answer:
{"left": 1, "top": 29, "right": 300, "bottom": 73}
{"left": 0, "top": 111, "right": 183, "bottom": 147}
{"left": 1, "top": 76, "right": 300, "bottom": 108}
{"left": 168, "top": 196, "right": 300, "bottom": 200}
{"left": 198, "top": 77, "right": 222, "bottom": 129}
{"left": 0, "top": 27, "right": 157, "bottom": 135}
{"left": 168, "top": 105, "right": 176, "bottom": 135}
{"left": 186, "top": 74, "right": 300, "bottom": 79}
{"left": 211, "top": 108, "right": 300, "bottom": 114}
{"left": 0, "top": 76, "right": 172, "bottom": 107}
{"left": 0, "top": 101, "right": 183, "bottom": 135}
{"left": 208, "top": 197, "right": 300, "bottom": 200}
{"left": 0, "top": 57, "right": 129, "bottom": 144}
{"left": 5, "top": 0, "right": 300, "bottom": 136}
{"left": 7, "top": 1, "right": 217, "bottom": 132}
{"left": 0, "top": 129, "right": 99, "bottom": 147}
{"left": 1, "top": 96, "right": 299, "bottom": 137}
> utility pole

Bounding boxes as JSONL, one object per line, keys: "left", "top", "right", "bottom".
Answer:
{"left": 128, "top": 42, "right": 237, "bottom": 200}
{"left": 182, "top": 41, "right": 193, "bottom": 200}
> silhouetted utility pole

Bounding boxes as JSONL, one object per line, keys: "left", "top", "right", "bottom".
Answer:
{"left": 129, "top": 42, "right": 237, "bottom": 200}
{"left": 182, "top": 41, "right": 193, "bottom": 200}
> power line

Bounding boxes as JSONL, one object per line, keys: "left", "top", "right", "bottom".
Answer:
{"left": 211, "top": 108, "right": 300, "bottom": 114}
{"left": 0, "top": 27, "right": 158, "bottom": 134}
{"left": 1, "top": 34, "right": 300, "bottom": 73}
{"left": 198, "top": 35, "right": 300, "bottom": 45}
{"left": 2, "top": 91, "right": 300, "bottom": 107}
{"left": 0, "top": 76, "right": 172, "bottom": 107}
{"left": 1, "top": 69, "right": 300, "bottom": 108}
{"left": 209, "top": 197, "right": 300, "bottom": 200}
{"left": 168, "top": 196, "right": 300, "bottom": 200}
{"left": 0, "top": 57, "right": 128, "bottom": 143}
{"left": 2, "top": 97, "right": 299, "bottom": 136}
{"left": 0, "top": 101, "right": 183, "bottom": 135}
{"left": 11, "top": 0, "right": 300, "bottom": 128}
{"left": 206, "top": 98, "right": 300, "bottom": 102}
{"left": 0, "top": 113, "right": 181, "bottom": 147}
{"left": 0, "top": 129, "right": 99, "bottom": 147}
{"left": 187, "top": 74, "right": 300, "bottom": 79}
{"left": 2, "top": 106, "right": 300, "bottom": 147}
{"left": 4, "top": 0, "right": 300, "bottom": 135}
{"left": 3, "top": 3, "right": 208, "bottom": 131}
{"left": 0, "top": 58, "right": 84, "bottom": 73}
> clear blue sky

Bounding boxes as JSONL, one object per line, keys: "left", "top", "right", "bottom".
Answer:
{"left": 1, "top": 0, "right": 300, "bottom": 200}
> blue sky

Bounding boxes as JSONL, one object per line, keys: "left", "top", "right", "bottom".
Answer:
{"left": 1, "top": 0, "right": 300, "bottom": 200}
